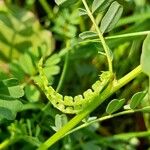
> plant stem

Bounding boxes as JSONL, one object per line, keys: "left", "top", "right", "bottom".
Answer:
{"left": 82, "top": 0, "right": 113, "bottom": 72}
{"left": 0, "top": 139, "right": 10, "bottom": 150}
{"left": 117, "top": 12, "right": 150, "bottom": 27}
{"left": 37, "top": 65, "right": 142, "bottom": 150}
{"left": 39, "top": 0, "right": 53, "bottom": 20}
{"left": 56, "top": 42, "right": 69, "bottom": 92}
{"left": 66, "top": 106, "right": 150, "bottom": 135}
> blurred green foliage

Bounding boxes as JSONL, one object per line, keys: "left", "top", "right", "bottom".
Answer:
{"left": 0, "top": 0, "right": 150, "bottom": 149}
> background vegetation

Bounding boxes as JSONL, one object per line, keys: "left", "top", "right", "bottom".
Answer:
{"left": 0, "top": 0, "right": 150, "bottom": 149}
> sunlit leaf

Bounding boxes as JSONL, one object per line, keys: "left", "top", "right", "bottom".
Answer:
{"left": 0, "top": 3, "right": 52, "bottom": 60}
{"left": 19, "top": 53, "right": 36, "bottom": 75}
{"left": 45, "top": 54, "right": 61, "bottom": 67}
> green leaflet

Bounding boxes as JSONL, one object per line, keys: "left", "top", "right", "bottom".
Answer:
{"left": 78, "top": 8, "right": 87, "bottom": 16}
{"left": 92, "top": 0, "right": 114, "bottom": 13}
{"left": 106, "top": 98, "right": 125, "bottom": 114}
{"left": 79, "top": 31, "right": 98, "bottom": 40}
{"left": 130, "top": 91, "right": 147, "bottom": 109}
{"left": 100, "top": 1, "right": 123, "bottom": 34}
{"left": 36, "top": 58, "right": 113, "bottom": 114}
{"left": 55, "top": 0, "right": 78, "bottom": 6}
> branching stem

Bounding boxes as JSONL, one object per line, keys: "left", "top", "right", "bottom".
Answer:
{"left": 37, "top": 65, "right": 142, "bottom": 150}
{"left": 82, "top": 0, "right": 113, "bottom": 72}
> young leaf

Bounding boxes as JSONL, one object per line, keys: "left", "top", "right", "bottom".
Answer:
{"left": 53, "top": 114, "right": 68, "bottom": 131}
{"left": 78, "top": 8, "right": 87, "bottom": 16}
{"left": 100, "top": 1, "right": 123, "bottom": 33}
{"left": 92, "top": 0, "right": 113, "bottom": 13}
{"left": 106, "top": 98, "right": 125, "bottom": 114}
{"left": 79, "top": 31, "right": 98, "bottom": 40}
{"left": 141, "top": 34, "right": 150, "bottom": 76}
{"left": 130, "top": 91, "right": 147, "bottom": 109}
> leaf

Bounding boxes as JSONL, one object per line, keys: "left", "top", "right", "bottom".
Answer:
{"left": 44, "top": 66, "right": 60, "bottom": 77}
{"left": 92, "top": 0, "right": 114, "bottom": 13}
{"left": 82, "top": 142, "right": 100, "bottom": 150}
{"left": 55, "top": 0, "right": 78, "bottom": 6}
{"left": 141, "top": 106, "right": 150, "bottom": 113}
{"left": 100, "top": 1, "right": 123, "bottom": 33}
{"left": 52, "top": 114, "right": 68, "bottom": 131}
{"left": 19, "top": 53, "right": 36, "bottom": 75}
{"left": 130, "top": 91, "right": 147, "bottom": 109}
{"left": 0, "top": 100, "right": 23, "bottom": 120}
{"left": 141, "top": 34, "right": 150, "bottom": 76}
{"left": 0, "top": 3, "right": 52, "bottom": 60}
{"left": 45, "top": 54, "right": 61, "bottom": 67}
{"left": 78, "top": 8, "right": 87, "bottom": 16}
{"left": 0, "top": 107, "right": 14, "bottom": 120}
{"left": 106, "top": 98, "right": 125, "bottom": 114}
{"left": 0, "top": 78, "right": 24, "bottom": 98}
{"left": 55, "top": 0, "right": 67, "bottom": 5}
{"left": 0, "top": 100, "right": 23, "bottom": 112}
{"left": 9, "top": 61, "right": 26, "bottom": 81}
{"left": 25, "top": 85, "right": 40, "bottom": 102}
{"left": 79, "top": 31, "right": 98, "bottom": 40}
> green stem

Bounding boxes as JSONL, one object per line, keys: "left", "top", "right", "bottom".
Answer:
{"left": 39, "top": 0, "right": 53, "bottom": 20}
{"left": 112, "top": 130, "right": 150, "bottom": 140}
{"left": 56, "top": 42, "right": 69, "bottom": 92}
{"left": 81, "top": 0, "right": 113, "bottom": 72}
{"left": 0, "top": 139, "right": 11, "bottom": 150}
{"left": 117, "top": 12, "right": 150, "bottom": 27}
{"left": 79, "top": 30, "right": 150, "bottom": 45}
{"left": 66, "top": 106, "right": 150, "bottom": 135}
{"left": 58, "top": 31, "right": 150, "bottom": 58}
{"left": 37, "top": 65, "right": 142, "bottom": 150}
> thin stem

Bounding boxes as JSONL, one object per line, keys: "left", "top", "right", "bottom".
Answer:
{"left": 37, "top": 65, "right": 142, "bottom": 150}
{"left": 56, "top": 42, "right": 69, "bottom": 92}
{"left": 112, "top": 130, "right": 150, "bottom": 140}
{"left": 117, "top": 12, "right": 150, "bottom": 27}
{"left": 39, "top": 0, "right": 53, "bottom": 20}
{"left": 66, "top": 106, "right": 150, "bottom": 135}
{"left": 82, "top": 0, "right": 113, "bottom": 72}
{"left": 79, "top": 30, "right": 150, "bottom": 45}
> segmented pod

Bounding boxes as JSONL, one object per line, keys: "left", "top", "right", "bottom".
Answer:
{"left": 37, "top": 58, "right": 113, "bottom": 114}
